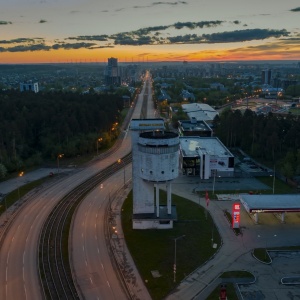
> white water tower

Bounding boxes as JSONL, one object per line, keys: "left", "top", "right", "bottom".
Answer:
{"left": 130, "top": 119, "right": 179, "bottom": 229}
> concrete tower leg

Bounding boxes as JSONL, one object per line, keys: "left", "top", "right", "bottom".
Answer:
{"left": 167, "top": 182, "right": 172, "bottom": 214}
{"left": 281, "top": 212, "right": 285, "bottom": 223}
{"left": 156, "top": 183, "right": 160, "bottom": 217}
{"left": 254, "top": 212, "right": 259, "bottom": 224}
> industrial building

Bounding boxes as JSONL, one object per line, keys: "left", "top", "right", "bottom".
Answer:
{"left": 179, "top": 136, "right": 234, "bottom": 178}
{"left": 130, "top": 119, "right": 179, "bottom": 229}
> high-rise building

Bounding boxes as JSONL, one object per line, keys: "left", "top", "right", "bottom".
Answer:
{"left": 261, "top": 69, "right": 272, "bottom": 85}
{"left": 20, "top": 81, "right": 39, "bottom": 93}
{"left": 104, "top": 57, "right": 121, "bottom": 86}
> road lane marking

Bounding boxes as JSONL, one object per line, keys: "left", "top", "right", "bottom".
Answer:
{"left": 107, "top": 281, "right": 110, "bottom": 287}
{"left": 98, "top": 248, "right": 100, "bottom": 254}
{"left": 24, "top": 284, "right": 27, "bottom": 300}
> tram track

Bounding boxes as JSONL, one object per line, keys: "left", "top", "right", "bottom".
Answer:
{"left": 38, "top": 154, "right": 132, "bottom": 299}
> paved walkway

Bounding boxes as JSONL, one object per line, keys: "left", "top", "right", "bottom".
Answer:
{"left": 166, "top": 176, "right": 300, "bottom": 300}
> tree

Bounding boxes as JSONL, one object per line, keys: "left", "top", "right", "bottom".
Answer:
{"left": 0, "top": 163, "right": 7, "bottom": 179}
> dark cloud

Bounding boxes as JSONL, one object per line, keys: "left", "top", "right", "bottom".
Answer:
{"left": 133, "top": 26, "right": 170, "bottom": 35}
{"left": 39, "top": 19, "right": 47, "bottom": 23}
{"left": 0, "top": 43, "right": 51, "bottom": 52}
{"left": 152, "top": 1, "right": 187, "bottom": 5}
{"left": 90, "top": 45, "right": 114, "bottom": 49}
{"left": 0, "top": 41, "right": 101, "bottom": 52}
{"left": 51, "top": 42, "right": 97, "bottom": 50}
{"left": 202, "top": 29, "right": 289, "bottom": 43}
{"left": 115, "top": 1, "right": 187, "bottom": 12}
{"left": 0, "top": 38, "right": 43, "bottom": 44}
{"left": 113, "top": 34, "right": 155, "bottom": 45}
{"left": 173, "top": 21, "right": 224, "bottom": 29}
{"left": 0, "top": 21, "right": 12, "bottom": 25}
{"left": 168, "top": 34, "right": 203, "bottom": 43}
{"left": 290, "top": 7, "right": 300, "bottom": 12}
{"left": 68, "top": 35, "right": 109, "bottom": 41}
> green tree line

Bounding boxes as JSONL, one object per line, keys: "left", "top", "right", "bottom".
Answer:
{"left": 213, "top": 109, "right": 300, "bottom": 179}
{"left": 0, "top": 90, "right": 124, "bottom": 174}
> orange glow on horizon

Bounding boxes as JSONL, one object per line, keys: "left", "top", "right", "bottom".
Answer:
{"left": 1, "top": 44, "right": 300, "bottom": 64}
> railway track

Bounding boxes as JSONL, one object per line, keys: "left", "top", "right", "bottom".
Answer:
{"left": 39, "top": 154, "right": 132, "bottom": 299}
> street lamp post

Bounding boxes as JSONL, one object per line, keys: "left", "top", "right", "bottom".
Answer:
{"left": 212, "top": 169, "right": 217, "bottom": 195}
{"left": 272, "top": 165, "right": 275, "bottom": 194}
{"left": 117, "top": 159, "right": 125, "bottom": 188}
{"left": 18, "top": 171, "right": 24, "bottom": 200}
{"left": 57, "top": 154, "right": 64, "bottom": 175}
{"left": 3, "top": 194, "right": 8, "bottom": 221}
{"left": 173, "top": 235, "right": 185, "bottom": 283}
{"left": 96, "top": 138, "right": 103, "bottom": 156}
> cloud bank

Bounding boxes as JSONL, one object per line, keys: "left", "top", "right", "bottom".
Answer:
{"left": 0, "top": 19, "right": 294, "bottom": 53}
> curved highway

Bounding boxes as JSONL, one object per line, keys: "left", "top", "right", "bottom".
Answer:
{"left": 71, "top": 71, "right": 156, "bottom": 299}
{"left": 0, "top": 71, "right": 154, "bottom": 300}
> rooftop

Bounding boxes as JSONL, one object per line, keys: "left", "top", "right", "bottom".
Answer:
{"left": 240, "top": 194, "right": 300, "bottom": 213}
{"left": 178, "top": 120, "right": 212, "bottom": 132}
{"left": 179, "top": 136, "right": 233, "bottom": 158}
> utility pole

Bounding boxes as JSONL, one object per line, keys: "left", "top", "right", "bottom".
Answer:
{"left": 173, "top": 235, "right": 185, "bottom": 283}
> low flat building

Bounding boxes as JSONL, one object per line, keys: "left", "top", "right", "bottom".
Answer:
{"left": 179, "top": 136, "right": 234, "bottom": 178}
{"left": 181, "top": 103, "right": 218, "bottom": 125}
{"left": 178, "top": 118, "right": 213, "bottom": 137}
{"left": 240, "top": 194, "right": 300, "bottom": 223}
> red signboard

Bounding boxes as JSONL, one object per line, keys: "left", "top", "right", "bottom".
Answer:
{"left": 232, "top": 203, "right": 240, "bottom": 229}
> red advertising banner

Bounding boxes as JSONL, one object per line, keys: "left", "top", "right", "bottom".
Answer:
{"left": 232, "top": 202, "right": 240, "bottom": 229}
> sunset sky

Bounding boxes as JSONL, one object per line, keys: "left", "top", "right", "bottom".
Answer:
{"left": 1, "top": 0, "right": 300, "bottom": 63}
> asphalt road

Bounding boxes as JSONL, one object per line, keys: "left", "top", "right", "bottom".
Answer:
{"left": 0, "top": 73, "right": 153, "bottom": 300}
{"left": 71, "top": 173, "right": 127, "bottom": 299}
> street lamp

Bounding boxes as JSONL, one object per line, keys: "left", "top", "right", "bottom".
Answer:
{"left": 173, "top": 235, "right": 185, "bottom": 283}
{"left": 258, "top": 234, "right": 277, "bottom": 260}
{"left": 117, "top": 159, "right": 125, "bottom": 188}
{"left": 3, "top": 193, "right": 8, "bottom": 221}
{"left": 57, "top": 154, "right": 64, "bottom": 175}
{"left": 18, "top": 171, "right": 24, "bottom": 200}
{"left": 96, "top": 137, "right": 103, "bottom": 155}
{"left": 272, "top": 165, "right": 275, "bottom": 194}
{"left": 212, "top": 169, "right": 217, "bottom": 195}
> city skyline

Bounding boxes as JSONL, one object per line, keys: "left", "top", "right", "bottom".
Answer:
{"left": 1, "top": 0, "right": 300, "bottom": 64}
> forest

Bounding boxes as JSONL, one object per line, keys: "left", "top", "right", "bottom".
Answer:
{"left": 0, "top": 90, "right": 124, "bottom": 176}
{"left": 213, "top": 109, "right": 300, "bottom": 179}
